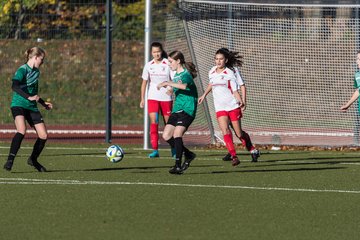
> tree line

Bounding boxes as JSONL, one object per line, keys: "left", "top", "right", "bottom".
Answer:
{"left": 0, "top": 0, "right": 168, "bottom": 40}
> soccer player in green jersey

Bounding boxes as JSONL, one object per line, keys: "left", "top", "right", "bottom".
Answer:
{"left": 157, "top": 51, "right": 197, "bottom": 174}
{"left": 341, "top": 51, "right": 360, "bottom": 114}
{"left": 3, "top": 47, "right": 53, "bottom": 172}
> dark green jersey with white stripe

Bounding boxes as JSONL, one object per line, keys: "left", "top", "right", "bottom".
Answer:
{"left": 11, "top": 64, "right": 40, "bottom": 111}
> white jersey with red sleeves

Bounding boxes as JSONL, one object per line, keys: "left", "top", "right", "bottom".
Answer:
{"left": 234, "top": 67, "right": 245, "bottom": 89}
{"left": 142, "top": 58, "right": 173, "bottom": 101}
{"left": 209, "top": 66, "right": 239, "bottom": 112}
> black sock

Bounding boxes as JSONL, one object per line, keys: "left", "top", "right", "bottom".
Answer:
{"left": 240, "top": 130, "right": 253, "bottom": 152}
{"left": 30, "top": 138, "right": 47, "bottom": 161}
{"left": 174, "top": 137, "right": 184, "bottom": 166}
{"left": 166, "top": 137, "right": 175, "bottom": 149}
{"left": 183, "top": 146, "right": 191, "bottom": 155}
{"left": 174, "top": 160, "right": 181, "bottom": 168}
{"left": 8, "top": 132, "right": 24, "bottom": 161}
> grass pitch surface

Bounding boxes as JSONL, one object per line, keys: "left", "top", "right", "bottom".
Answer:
{"left": 0, "top": 142, "right": 359, "bottom": 240}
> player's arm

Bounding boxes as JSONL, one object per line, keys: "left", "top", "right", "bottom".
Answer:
{"left": 158, "top": 81, "right": 187, "bottom": 90}
{"left": 140, "top": 64, "right": 150, "bottom": 108}
{"left": 12, "top": 80, "right": 30, "bottom": 99}
{"left": 38, "top": 98, "right": 52, "bottom": 110}
{"left": 234, "top": 68, "right": 247, "bottom": 110}
{"left": 165, "top": 85, "right": 173, "bottom": 96}
{"left": 140, "top": 79, "right": 147, "bottom": 108}
{"left": 198, "top": 84, "right": 212, "bottom": 104}
{"left": 11, "top": 67, "right": 34, "bottom": 99}
{"left": 166, "top": 71, "right": 174, "bottom": 96}
{"left": 233, "top": 90, "right": 243, "bottom": 106}
{"left": 341, "top": 89, "right": 360, "bottom": 111}
{"left": 239, "top": 85, "right": 246, "bottom": 111}
{"left": 12, "top": 81, "right": 52, "bottom": 110}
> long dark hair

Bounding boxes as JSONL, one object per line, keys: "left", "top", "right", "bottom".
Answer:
{"left": 151, "top": 42, "right": 168, "bottom": 59}
{"left": 216, "top": 48, "right": 243, "bottom": 71}
{"left": 169, "top": 50, "right": 197, "bottom": 79}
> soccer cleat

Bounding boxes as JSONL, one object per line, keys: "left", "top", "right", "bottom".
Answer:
{"left": 222, "top": 153, "right": 232, "bottom": 161}
{"left": 181, "top": 151, "right": 196, "bottom": 171}
{"left": 171, "top": 148, "right": 176, "bottom": 159}
{"left": 3, "top": 159, "right": 14, "bottom": 171}
{"left": 28, "top": 157, "right": 47, "bottom": 172}
{"left": 148, "top": 150, "right": 159, "bottom": 158}
{"left": 169, "top": 165, "right": 183, "bottom": 175}
{"left": 251, "top": 149, "right": 260, "bottom": 163}
{"left": 231, "top": 156, "right": 240, "bottom": 166}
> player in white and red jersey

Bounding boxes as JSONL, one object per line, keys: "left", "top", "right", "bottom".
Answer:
{"left": 198, "top": 48, "right": 260, "bottom": 166}
{"left": 221, "top": 64, "right": 246, "bottom": 161}
{"left": 207, "top": 65, "right": 239, "bottom": 112}
{"left": 140, "top": 42, "right": 174, "bottom": 158}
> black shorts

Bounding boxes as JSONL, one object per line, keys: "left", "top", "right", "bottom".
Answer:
{"left": 167, "top": 110, "right": 194, "bottom": 129}
{"left": 11, "top": 107, "right": 44, "bottom": 127}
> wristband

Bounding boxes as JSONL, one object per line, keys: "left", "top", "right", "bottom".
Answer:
{"left": 38, "top": 98, "right": 50, "bottom": 110}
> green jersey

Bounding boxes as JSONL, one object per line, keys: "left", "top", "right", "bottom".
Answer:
{"left": 11, "top": 64, "right": 40, "bottom": 112}
{"left": 354, "top": 70, "right": 360, "bottom": 113}
{"left": 172, "top": 69, "right": 198, "bottom": 117}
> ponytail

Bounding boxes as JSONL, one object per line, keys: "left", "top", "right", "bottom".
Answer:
{"left": 184, "top": 62, "right": 197, "bottom": 79}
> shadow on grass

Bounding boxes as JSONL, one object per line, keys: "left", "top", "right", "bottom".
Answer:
{"left": 9, "top": 164, "right": 220, "bottom": 173}
{"left": 264, "top": 156, "right": 360, "bottom": 162}
{"left": 241, "top": 160, "right": 360, "bottom": 169}
{"left": 42, "top": 152, "right": 137, "bottom": 157}
{"left": 81, "top": 164, "right": 220, "bottom": 172}
{"left": 202, "top": 151, "right": 318, "bottom": 158}
{"left": 188, "top": 166, "right": 346, "bottom": 175}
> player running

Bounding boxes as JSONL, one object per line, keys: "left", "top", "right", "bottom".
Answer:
{"left": 4, "top": 47, "right": 53, "bottom": 172}
{"left": 140, "top": 42, "right": 174, "bottom": 158}
{"left": 220, "top": 48, "right": 260, "bottom": 163}
{"left": 198, "top": 48, "right": 260, "bottom": 166}
{"left": 157, "top": 50, "right": 197, "bottom": 174}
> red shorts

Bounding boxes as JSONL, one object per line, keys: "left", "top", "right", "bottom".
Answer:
{"left": 148, "top": 100, "right": 172, "bottom": 116}
{"left": 216, "top": 108, "right": 242, "bottom": 121}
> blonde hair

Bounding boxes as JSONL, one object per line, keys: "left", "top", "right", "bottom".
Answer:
{"left": 25, "top": 47, "right": 46, "bottom": 61}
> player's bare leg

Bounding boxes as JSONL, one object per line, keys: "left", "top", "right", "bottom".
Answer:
{"left": 218, "top": 116, "right": 239, "bottom": 166}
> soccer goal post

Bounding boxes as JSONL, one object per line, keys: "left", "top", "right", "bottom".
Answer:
{"left": 165, "top": 0, "right": 360, "bottom": 147}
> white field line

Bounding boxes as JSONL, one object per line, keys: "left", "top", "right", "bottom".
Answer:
{"left": 0, "top": 177, "right": 359, "bottom": 194}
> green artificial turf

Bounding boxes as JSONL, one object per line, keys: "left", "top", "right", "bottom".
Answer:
{"left": 0, "top": 142, "right": 359, "bottom": 240}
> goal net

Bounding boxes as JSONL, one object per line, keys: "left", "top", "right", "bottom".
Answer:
{"left": 166, "top": 0, "right": 360, "bottom": 147}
